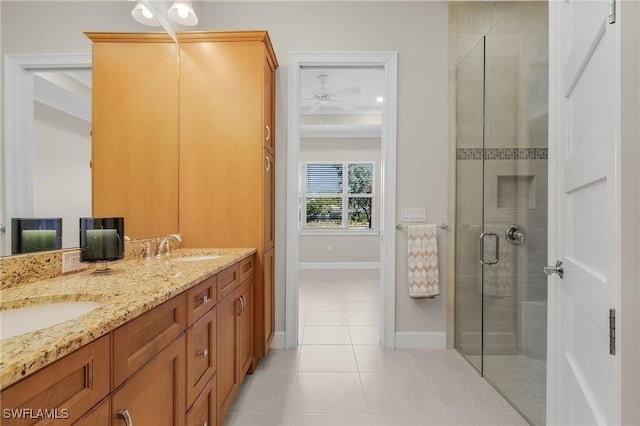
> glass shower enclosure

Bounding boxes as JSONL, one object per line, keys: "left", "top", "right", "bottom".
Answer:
{"left": 454, "top": 3, "right": 549, "bottom": 425}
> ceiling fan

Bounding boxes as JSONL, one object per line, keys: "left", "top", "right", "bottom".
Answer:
{"left": 303, "top": 74, "right": 361, "bottom": 114}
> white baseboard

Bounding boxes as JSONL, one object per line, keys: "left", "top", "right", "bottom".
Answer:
{"left": 395, "top": 332, "right": 447, "bottom": 349}
{"left": 299, "top": 262, "right": 380, "bottom": 270}
{"left": 270, "top": 331, "right": 286, "bottom": 349}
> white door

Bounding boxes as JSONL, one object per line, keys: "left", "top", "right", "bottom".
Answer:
{"left": 548, "top": 0, "right": 620, "bottom": 425}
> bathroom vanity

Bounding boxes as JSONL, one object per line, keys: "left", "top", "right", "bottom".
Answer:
{"left": 0, "top": 249, "right": 255, "bottom": 426}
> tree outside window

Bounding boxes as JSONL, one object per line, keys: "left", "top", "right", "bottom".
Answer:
{"left": 302, "top": 162, "right": 374, "bottom": 230}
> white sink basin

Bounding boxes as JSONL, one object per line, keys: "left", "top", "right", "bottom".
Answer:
{"left": 171, "top": 255, "right": 221, "bottom": 262}
{"left": 0, "top": 301, "right": 102, "bottom": 339}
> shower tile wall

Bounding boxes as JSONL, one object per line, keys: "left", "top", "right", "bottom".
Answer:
{"left": 454, "top": 1, "right": 548, "bottom": 359}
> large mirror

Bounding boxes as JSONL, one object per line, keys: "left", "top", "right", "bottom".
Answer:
{"left": 2, "top": 56, "right": 94, "bottom": 256}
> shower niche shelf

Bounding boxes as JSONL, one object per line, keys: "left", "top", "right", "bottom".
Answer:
{"left": 497, "top": 175, "right": 536, "bottom": 209}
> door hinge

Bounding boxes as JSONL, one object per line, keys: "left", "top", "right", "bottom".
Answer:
{"left": 609, "top": 309, "right": 616, "bottom": 355}
{"left": 609, "top": 0, "right": 616, "bottom": 24}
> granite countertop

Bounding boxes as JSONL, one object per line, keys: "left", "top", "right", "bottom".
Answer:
{"left": 0, "top": 247, "right": 256, "bottom": 390}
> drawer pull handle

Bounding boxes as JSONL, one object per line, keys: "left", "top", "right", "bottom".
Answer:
{"left": 118, "top": 410, "right": 133, "bottom": 426}
{"left": 203, "top": 422, "right": 209, "bottom": 426}
{"left": 265, "top": 124, "right": 271, "bottom": 141}
{"left": 197, "top": 294, "right": 209, "bottom": 305}
{"left": 198, "top": 348, "right": 209, "bottom": 358}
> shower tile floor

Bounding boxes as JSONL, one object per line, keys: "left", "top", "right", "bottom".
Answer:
{"left": 223, "top": 269, "right": 528, "bottom": 426}
{"left": 482, "top": 356, "right": 546, "bottom": 426}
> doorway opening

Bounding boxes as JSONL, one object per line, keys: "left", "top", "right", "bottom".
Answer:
{"left": 286, "top": 52, "right": 398, "bottom": 348}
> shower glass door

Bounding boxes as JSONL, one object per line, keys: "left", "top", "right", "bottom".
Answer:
{"left": 454, "top": 36, "right": 486, "bottom": 373}
{"left": 454, "top": 3, "right": 549, "bottom": 424}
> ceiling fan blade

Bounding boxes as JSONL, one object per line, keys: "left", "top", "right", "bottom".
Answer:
{"left": 329, "top": 99, "right": 356, "bottom": 111}
{"left": 332, "top": 86, "right": 361, "bottom": 98}
{"left": 306, "top": 103, "right": 321, "bottom": 114}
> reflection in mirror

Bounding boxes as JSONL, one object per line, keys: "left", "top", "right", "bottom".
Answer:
{"left": 2, "top": 64, "right": 92, "bottom": 256}
{"left": 11, "top": 218, "right": 62, "bottom": 254}
{"left": 31, "top": 70, "right": 92, "bottom": 250}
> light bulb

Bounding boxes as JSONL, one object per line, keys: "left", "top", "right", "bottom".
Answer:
{"left": 376, "top": 96, "right": 384, "bottom": 103}
{"left": 142, "top": 7, "right": 153, "bottom": 19}
{"left": 177, "top": 7, "right": 189, "bottom": 18}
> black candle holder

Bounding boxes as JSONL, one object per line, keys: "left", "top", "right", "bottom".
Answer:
{"left": 11, "top": 218, "right": 62, "bottom": 255}
{"left": 80, "top": 217, "right": 124, "bottom": 273}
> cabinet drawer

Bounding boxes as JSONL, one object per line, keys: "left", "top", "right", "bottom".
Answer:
{"left": 238, "top": 255, "right": 255, "bottom": 283}
{"left": 186, "top": 376, "right": 216, "bottom": 426}
{"left": 217, "top": 263, "right": 239, "bottom": 301}
{"left": 186, "top": 307, "right": 216, "bottom": 408}
{"left": 187, "top": 275, "right": 217, "bottom": 325}
{"left": 1, "top": 335, "right": 110, "bottom": 426}
{"left": 113, "top": 294, "right": 186, "bottom": 388}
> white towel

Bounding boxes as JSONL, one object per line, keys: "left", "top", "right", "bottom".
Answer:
{"left": 407, "top": 224, "right": 440, "bottom": 298}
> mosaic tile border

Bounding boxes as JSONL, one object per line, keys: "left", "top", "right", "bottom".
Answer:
{"left": 457, "top": 148, "right": 548, "bottom": 160}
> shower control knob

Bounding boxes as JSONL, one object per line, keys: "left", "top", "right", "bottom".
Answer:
{"left": 544, "top": 260, "right": 564, "bottom": 279}
{"left": 505, "top": 224, "right": 526, "bottom": 245}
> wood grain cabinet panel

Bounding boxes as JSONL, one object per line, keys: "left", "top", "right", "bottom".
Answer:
{"left": 0, "top": 335, "right": 110, "bottom": 426}
{"left": 186, "top": 376, "right": 216, "bottom": 426}
{"left": 217, "top": 264, "right": 239, "bottom": 302}
{"left": 263, "top": 248, "right": 275, "bottom": 350}
{"left": 72, "top": 398, "right": 109, "bottom": 426}
{"left": 111, "top": 336, "right": 186, "bottom": 426}
{"left": 187, "top": 275, "right": 217, "bottom": 325}
{"left": 186, "top": 307, "right": 216, "bottom": 408}
{"left": 178, "top": 32, "right": 278, "bottom": 363}
{"left": 112, "top": 294, "right": 186, "bottom": 388}
{"left": 86, "top": 33, "right": 179, "bottom": 240}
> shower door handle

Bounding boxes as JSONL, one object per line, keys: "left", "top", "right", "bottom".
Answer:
{"left": 479, "top": 232, "right": 499, "bottom": 265}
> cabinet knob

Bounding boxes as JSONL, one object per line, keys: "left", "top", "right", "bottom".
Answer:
{"left": 118, "top": 410, "right": 134, "bottom": 426}
{"left": 198, "top": 348, "right": 209, "bottom": 358}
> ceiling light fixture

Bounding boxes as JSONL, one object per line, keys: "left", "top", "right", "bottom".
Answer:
{"left": 131, "top": 0, "right": 198, "bottom": 28}
{"left": 168, "top": 0, "right": 198, "bottom": 26}
{"left": 131, "top": 1, "right": 160, "bottom": 26}
{"left": 376, "top": 96, "right": 384, "bottom": 103}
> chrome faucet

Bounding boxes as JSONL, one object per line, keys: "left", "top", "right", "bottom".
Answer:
{"left": 157, "top": 234, "right": 183, "bottom": 257}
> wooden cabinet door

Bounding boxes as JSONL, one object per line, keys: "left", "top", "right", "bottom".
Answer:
{"left": 263, "top": 248, "right": 275, "bottom": 355}
{"left": 88, "top": 33, "right": 179, "bottom": 240}
{"left": 263, "top": 150, "right": 275, "bottom": 251}
{"left": 216, "top": 292, "right": 240, "bottom": 419}
{"left": 186, "top": 376, "right": 216, "bottom": 426}
{"left": 263, "top": 53, "right": 276, "bottom": 155}
{"left": 111, "top": 336, "right": 186, "bottom": 426}
{"left": 186, "top": 307, "right": 216, "bottom": 408}
{"left": 237, "top": 278, "right": 254, "bottom": 380}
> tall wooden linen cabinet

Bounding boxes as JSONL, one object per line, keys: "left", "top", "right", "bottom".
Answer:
{"left": 88, "top": 31, "right": 278, "bottom": 364}
{"left": 178, "top": 32, "right": 278, "bottom": 363}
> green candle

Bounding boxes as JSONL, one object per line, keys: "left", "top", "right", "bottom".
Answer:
{"left": 21, "top": 230, "right": 56, "bottom": 252}
{"left": 86, "top": 229, "right": 118, "bottom": 260}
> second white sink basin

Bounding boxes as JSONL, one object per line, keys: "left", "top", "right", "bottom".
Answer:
{"left": 171, "top": 254, "right": 221, "bottom": 262}
{"left": 0, "top": 301, "right": 102, "bottom": 340}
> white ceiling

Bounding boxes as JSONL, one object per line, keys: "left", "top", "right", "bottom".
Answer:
{"left": 300, "top": 66, "right": 385, "bottom": 116}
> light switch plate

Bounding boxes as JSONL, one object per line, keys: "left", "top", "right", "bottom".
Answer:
{"left": 400, "top": 207, "right": 427, "bottom": 222}
{"left": 62, "top": 250, "right": 88, "bottom": 273}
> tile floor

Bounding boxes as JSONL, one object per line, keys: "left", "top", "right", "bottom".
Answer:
{"left": 223, "top": 269, "right": 529, "bottom": 426}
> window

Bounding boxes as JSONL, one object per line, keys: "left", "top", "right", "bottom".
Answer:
{"left": 301, "top": 162, "right": 375, "bottom": 230}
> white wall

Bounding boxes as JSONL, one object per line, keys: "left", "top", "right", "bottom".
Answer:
{"left": 299, "top": 137, "right": 380, "bottom": 265}
{"left": 33, "top": 102, "right": 91, "bottom": 248}
{"left": 1, "top": 1, "right": 449, "bottom": 339}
